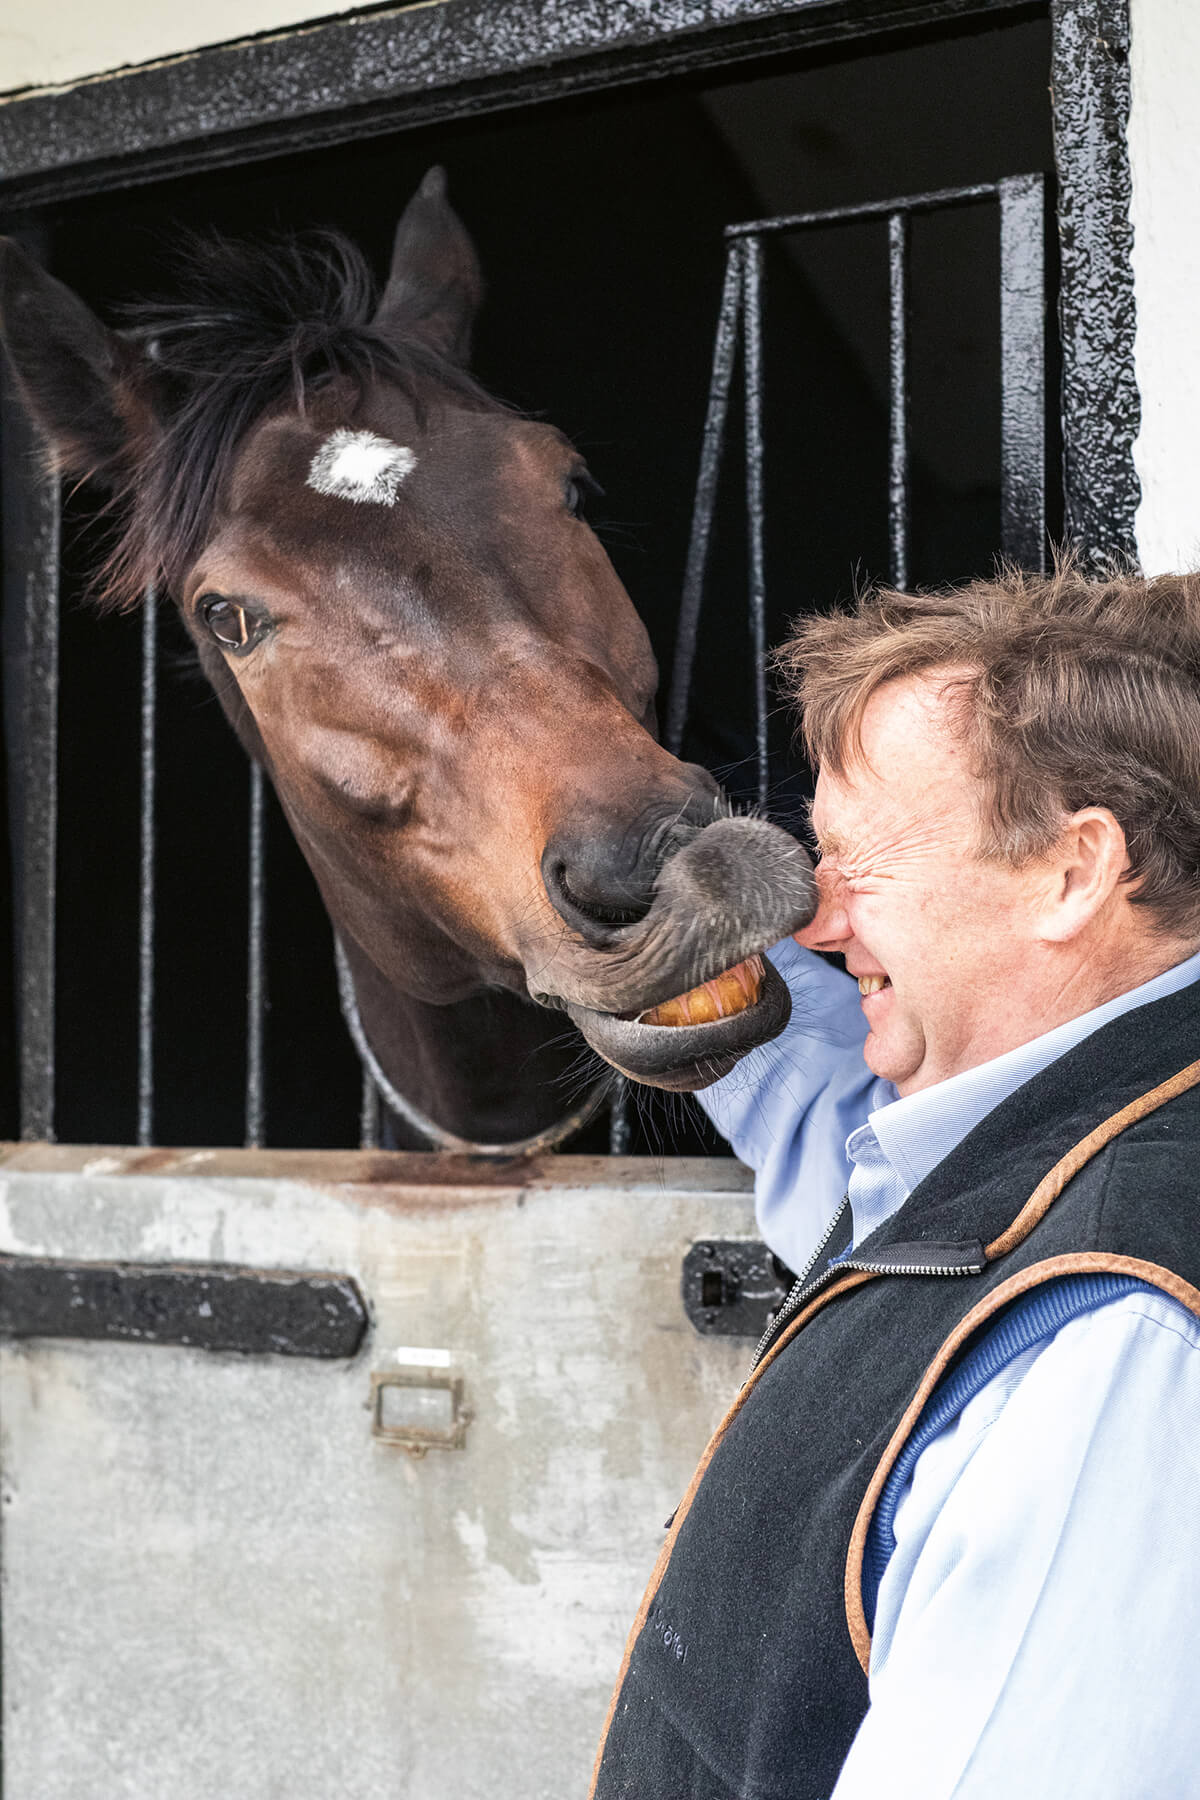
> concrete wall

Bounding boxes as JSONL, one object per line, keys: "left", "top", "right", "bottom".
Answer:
{"left": 0, "top": 1148, "right": 754, "bottom": 1800}
{"left": 1128, "top": 0, "right": 1200, "bottom": 574}
{"left": 0, "top": 0, "right": 365, "bottom": 95}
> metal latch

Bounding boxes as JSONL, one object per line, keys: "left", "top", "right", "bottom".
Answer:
{"left": 371, "top": 1351, "right": 472, "bottom": 1456}
{"left": 681, "top": 1240, "right": 789, "bottom": 1338}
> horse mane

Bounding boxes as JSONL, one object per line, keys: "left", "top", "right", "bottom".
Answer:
{"left": 96, "top": 230, "right": 499, "bottom": 611}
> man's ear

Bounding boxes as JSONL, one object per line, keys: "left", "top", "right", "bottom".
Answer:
{"left": 1039, "top": 807, "right": 1130, "bottom": 942}
{"left": 372, "top": 166, "right": 483, "bottom": 366}
{"left": 0, "top": 236, "right": 153, "bottom": 481}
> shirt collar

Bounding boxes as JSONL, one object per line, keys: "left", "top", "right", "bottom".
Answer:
{"left": 867, "top": 948, "right": 1200, "bottom": 1200}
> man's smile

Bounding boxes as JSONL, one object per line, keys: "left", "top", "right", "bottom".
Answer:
{"left": 856, "top": 973, "right": 890, "bottom": 997}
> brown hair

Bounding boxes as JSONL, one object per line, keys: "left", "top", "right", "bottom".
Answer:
{"left": 777, "top": 562, "right": 1200, "bottom": 937}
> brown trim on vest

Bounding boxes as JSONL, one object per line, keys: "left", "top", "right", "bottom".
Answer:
{"left": 587, "top": 1270, "right": 878, "bottom": 1796}
{"left": 846, "top": 1055, "right": 1200, "bottom": 1673}
{"left": 843, "top": 1252, "right": 1200, "bottom": 1675}
{"left": 985, "top": 1057, "right": 1200, "bottom": 1260}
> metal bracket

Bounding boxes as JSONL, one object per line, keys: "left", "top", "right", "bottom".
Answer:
{"left": 681, "top": 1239, "right": 789, "bottom": 1338}
{"left": 0, "top": 1255, "right": 368, "bottom": 1359}
{"left": 370, "top": 1367, "right": 472, "bottom": 1456}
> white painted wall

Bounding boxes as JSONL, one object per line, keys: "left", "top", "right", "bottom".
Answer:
{"left": 0, "top": 0, "right": 362, "bottom": 95}
{"left": 1128, "top": 0, "right": 1200, "bottom": 573}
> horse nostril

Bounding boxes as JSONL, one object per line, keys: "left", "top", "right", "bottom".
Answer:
{"left": 547, "top": 858, "right": 654, "bottom": 931}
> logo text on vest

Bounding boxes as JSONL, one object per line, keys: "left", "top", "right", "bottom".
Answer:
{"left": 648, "top": 1604, "right": 690, "bottom": 1663}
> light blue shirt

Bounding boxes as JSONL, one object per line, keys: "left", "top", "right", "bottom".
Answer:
{"left": 696, "top": 938, "right": 1200, "bottom": 1798}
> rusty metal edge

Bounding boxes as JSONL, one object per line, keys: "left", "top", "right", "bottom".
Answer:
{"left": 0, "top": 1140, "right": 754, "bottom": 1193}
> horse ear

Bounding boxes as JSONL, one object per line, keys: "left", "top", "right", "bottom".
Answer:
{"left": 373, "top": 166, "right": 483, "bottom": 366}
{"left": 0, "top": 236, "right": 152, "bottom": 481}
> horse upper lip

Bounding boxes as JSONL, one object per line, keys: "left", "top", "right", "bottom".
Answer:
{"left": 525, "top": 815, "right": 816, "bottom": 1014}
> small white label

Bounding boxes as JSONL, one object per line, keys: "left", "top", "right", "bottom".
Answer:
{"left": 393, "top": 1345, "right": 453, "bottom": 1368}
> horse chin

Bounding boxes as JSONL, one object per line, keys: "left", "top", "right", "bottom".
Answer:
{"left": 565, "top": 956, "right": 791, "bottom": 1092}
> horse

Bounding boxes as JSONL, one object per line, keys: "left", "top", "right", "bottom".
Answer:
{"left": 0, "top": 169, "right": 816, "bottom": 1152}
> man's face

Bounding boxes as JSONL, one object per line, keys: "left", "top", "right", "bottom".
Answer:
{"left": 796, "top": 671, "right": 1054, "bottom": 1095}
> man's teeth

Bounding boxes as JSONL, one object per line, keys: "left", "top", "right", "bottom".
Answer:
{"left": 857, "top": 975, "right": 889, "bottom": 996}
{"left": 640, "top": 955, "right": 765, "bottom": 1028}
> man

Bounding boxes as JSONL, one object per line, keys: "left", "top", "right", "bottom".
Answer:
{"left": 590, "top": 566, "right": 1200, "bottom": 1799}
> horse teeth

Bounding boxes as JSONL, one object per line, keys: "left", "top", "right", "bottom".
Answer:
{"left": 640, "top": 954, "right": 764, "bottom": 1028}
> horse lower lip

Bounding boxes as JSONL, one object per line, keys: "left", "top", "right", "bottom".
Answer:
{"left": 564, "top": 957, "right": 791, "bottom": 1092}
{"left": 637, "top": 954, "right": 765, "bottom": 1027}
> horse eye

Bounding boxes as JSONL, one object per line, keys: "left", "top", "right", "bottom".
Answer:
{"left": 199, "top": 596, "right": 266, "bottom": 655}
{"left": 564, "top": 471, "right": 604, "bottom": 519}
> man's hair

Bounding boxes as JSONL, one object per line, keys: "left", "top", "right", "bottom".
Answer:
{"left": 777, "top": 562, "right": 1200, "bottom": 938}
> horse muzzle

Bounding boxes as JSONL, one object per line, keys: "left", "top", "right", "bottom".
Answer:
{"left": 529, "top": 815, "right": 816, "bottom": 1090}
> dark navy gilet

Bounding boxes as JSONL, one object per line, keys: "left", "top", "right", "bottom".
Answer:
{"left": 591, "top": 982, "right": 1200, "bottom": 1800}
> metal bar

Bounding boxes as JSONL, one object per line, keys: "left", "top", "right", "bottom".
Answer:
{"left": 609, "top": 1080, "right": 631, "bottom": 1155}
{"left": 1050, "top": 0, "right": 1139, "bottom": 565}
{"left": 999, "top": 174, "right": 1047, "bottom": 571}
{"left": 887, "top": 211, "right": 911, "bottom": 591}
{"left": 725, "top": 180, "right": 999, "bottom": 240}
{"left": 667, "top": 242, "right": 743, "bottom": 756}
{"left": 0, "top": 1254, "right": 368, "bottom": 1359}
{"left": 13, "top": 441, "right": 60, "bottom": 1143}
{"left": 360, "top": 1067, "right": 380, "bottom": 1150}
{"left": 245, "top": 761, "right": 267, "bottom": 1149}
{"left": 742, "top": 235, "right": 769, "bottom": 811}
{"left": 136, "top": 586, "right": 157, "bottom": 1145}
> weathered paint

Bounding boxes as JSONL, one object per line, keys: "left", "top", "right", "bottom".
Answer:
{"left": 0, "top": 0, "right": 1028, "bottom": 209}
{"left": 0, "top": 1153, "right": 754, "bottom": 1799}
{"left": 1128, "top": 0, "right": 1200, "bottom": 574}
{"left": 1050, "top": 0, "right": 1141, "bottom": 566}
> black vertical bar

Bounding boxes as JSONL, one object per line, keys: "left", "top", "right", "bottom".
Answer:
{"left": 245, "top": 761, "right": 266, "bottom": 1149}
{"left": 136, "top": 586, "right": 157, "bottom": 1145}
{"left": 742, "top": 235, "right": 769, "bottom": 813}
{"left": 999, "top": 176, "right": 1047, "bottom": 571}
{"left": 2, "top": 396, "right": 60, "bottom": 1143}
{"left": 667, "top": 243, "right": 743, "bottom": 757}
{"left": 887, "top": 211, "right": 911, "bottom": 592}
{"left": 609, "top": 1079, "right": 630, "bottom": 1155}
{"left": 1049, "top": 0, "right": 1139, "bottom": 565}
{"left": 360, "top": 1067, "right": 380, "bottom": 1150}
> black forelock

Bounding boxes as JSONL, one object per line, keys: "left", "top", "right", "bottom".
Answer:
{"left": 96, "top": 229, "right": 499, "bottom": 610}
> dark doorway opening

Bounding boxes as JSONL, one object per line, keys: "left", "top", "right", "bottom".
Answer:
{"left": 1, "top": 10, "right": 1055, "bottom": 1151}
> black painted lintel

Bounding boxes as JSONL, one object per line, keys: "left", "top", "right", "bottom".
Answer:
{"left": 0, "top": 0, "right": 1031, "bottom": 213}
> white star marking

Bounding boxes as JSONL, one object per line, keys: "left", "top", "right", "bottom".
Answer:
{"left": 306, "top": 429, "right": 417, "bottom": 506}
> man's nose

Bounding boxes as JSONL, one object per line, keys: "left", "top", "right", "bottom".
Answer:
{"left": 793, "top": 865, "right": 853, "bottom": 953}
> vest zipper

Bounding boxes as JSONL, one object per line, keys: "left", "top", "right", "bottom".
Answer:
{"left": 749, "top": 1212, "right": 986, "bottom": 1373}
{"left": 748, "top": 1193, "right": 850, "bottom": 1372}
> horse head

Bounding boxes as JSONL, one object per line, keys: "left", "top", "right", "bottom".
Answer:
{"left": 0, "top": 170, "right": 815, "bottom": 1113}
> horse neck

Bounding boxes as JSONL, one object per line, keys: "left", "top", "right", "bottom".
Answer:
{"left": 337, "top": 933, "right": 603, "bottom": 1150}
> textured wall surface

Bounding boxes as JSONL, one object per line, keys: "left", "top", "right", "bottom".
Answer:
{"left": 1128, "top": 0, "right": 1200, "bottom": 574}
{"left": 0, "top": 1155, "right": 753, "bottom": 1799}
{"left": 0, "top": 0, "right": 365, "bottom": 95}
